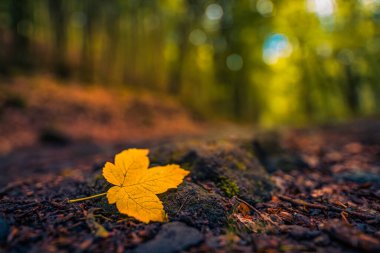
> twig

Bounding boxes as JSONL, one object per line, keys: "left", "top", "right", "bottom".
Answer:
{"left": 278, "top": 195, "right": 328, "bottom": 210}
{"left": 14, "top": 206, "right": 40, "bottom": 218}
{"left": 176, "top": 195, "right": 190, "bottom": 214}
{"left": 94, "top": 214, "right": 113, "bottom": 222}
{"left": 235, "top": 196, "right": 277, "bottom": 226}
{"left": 341, "top": 211, "right": 350, "bottom": 224}
{"left": 330, "top": 206, "right": 379, "bottom": 220}
{"left": 278, "top": 194, "right": 380, "bottom": 220}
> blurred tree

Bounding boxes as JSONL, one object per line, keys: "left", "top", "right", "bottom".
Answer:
{"left": 48, "top": 0, "right": 69, "bottom": 78}
{"left": 9, "top": 0, "right": 33, "bottom": 71}
{"left": 0, "top": 0, "right": 379, "bottom": 124}
{"left": 81, "top": 0, "right": 101, "bottom": 83}
{"left": 168, "top": 0, "right": 205, "bottom": 95}
{"left": 100, "top": 0, "right": 120, "bottom": 83}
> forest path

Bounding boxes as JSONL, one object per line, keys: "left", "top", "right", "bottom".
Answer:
{"left": 1, "top": 118, "right": 380, "bottom": 252}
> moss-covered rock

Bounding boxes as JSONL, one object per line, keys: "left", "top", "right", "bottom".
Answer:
{"left": 161, "top": 182, "right": 227, "bottom": 229}
{"left": 151, "top": 139, "right": 274, "bottom": 204}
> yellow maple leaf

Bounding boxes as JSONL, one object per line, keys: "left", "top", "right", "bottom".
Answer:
{"left": 102, "top": 149, "right": 189, "bottom": 223}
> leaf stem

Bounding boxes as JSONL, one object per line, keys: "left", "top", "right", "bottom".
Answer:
{"left": 68, "top": 192, "right": 107, "bottom": 203}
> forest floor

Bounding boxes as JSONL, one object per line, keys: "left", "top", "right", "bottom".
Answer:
{"left": 1, "top": 77, "right": 380, "bottom": 253}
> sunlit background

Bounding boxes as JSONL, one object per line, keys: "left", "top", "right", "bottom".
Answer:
{"left": 1, "top": 0, "right": 380, "bottom": 126}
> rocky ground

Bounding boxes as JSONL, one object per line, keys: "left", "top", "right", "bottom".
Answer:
{"left": 1, "top": 119, "right": 380, "bottom": 253}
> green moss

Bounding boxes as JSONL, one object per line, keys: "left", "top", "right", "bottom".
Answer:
{"left": 235, "top": 160, "right": 247, "bottom": 170}
{"left": 217, "top": 176, "right": 240, "bottom": 198}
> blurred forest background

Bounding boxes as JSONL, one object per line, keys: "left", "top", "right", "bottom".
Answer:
{"left": 0, "top": 0, "right": 380, "bottom": 126}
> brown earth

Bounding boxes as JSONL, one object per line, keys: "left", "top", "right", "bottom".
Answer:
{"left": 1, "top": 78, "right": 380, "bottom": 253}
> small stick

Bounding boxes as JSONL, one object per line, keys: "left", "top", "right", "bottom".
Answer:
{"left": 341, "top": 211, "right": 350, "bottom": 224}
{"left": 235, "top": 196, "right": 277, "bottom": 226}
{"left": 330, "top": 206, "right": 379, "bottom": 220}
{"left": 278, "top": 195, "right": 328, "bottom": 210}
{"left": 278, "top": 194, "right": 380, "bottom": 220}
{"left": 176, "top": 195, "right": 190, "bottom": 214}
{"left": 94, "top": 214, "right": 113, "bottom": 222}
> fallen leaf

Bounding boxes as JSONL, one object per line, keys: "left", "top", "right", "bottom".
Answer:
{"left": 103, "top": 149, "right": 189, "bottom": 223}
{"left": 85, "top": 208, "right": 110, "bottom": 238}
{"left": 236, "top": 202, "right": 251, "bottom": 216}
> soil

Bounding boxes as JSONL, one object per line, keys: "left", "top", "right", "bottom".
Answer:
{"left": 1, "top": 78, "right": 380, "bottom": 253}
{"left": 1, "top": 119, "right": 380, "bottom": 253}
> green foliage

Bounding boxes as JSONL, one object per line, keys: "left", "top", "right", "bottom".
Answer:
{"left": 0, "top": 0, "right": 379, "bottom": 125}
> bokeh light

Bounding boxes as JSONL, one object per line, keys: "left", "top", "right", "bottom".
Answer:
{"left": 205, "top": 4, "right": 224, "bottom": 20}
{"left": 189, "top": 29, "right": 207, "bottom": 46}
{"left": 256, "top": 0, "right": 274, "bottom": 17}
{"left": 226, "top": 54, "right": 244, "bottom": 71}
{"left": 263, "top": 34, "right": 293, "bottom": 65}
{"left": 307, "top": 0, "right": 336, "bottom": 17}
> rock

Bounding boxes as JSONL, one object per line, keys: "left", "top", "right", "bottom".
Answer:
{"left": 150, "top": 139, "right": 274, "bottom": 227}
{"left": 161, "top": 182, "right": 227, "bottom": 228}
{"left": 188, "top": 145, "right": 273, "bottom": 203}
{"left": 152, "top": 140, "right": 274, "bottom": 204}
{"left": 129, "top": 222, "right": 203, "bottom": 253}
